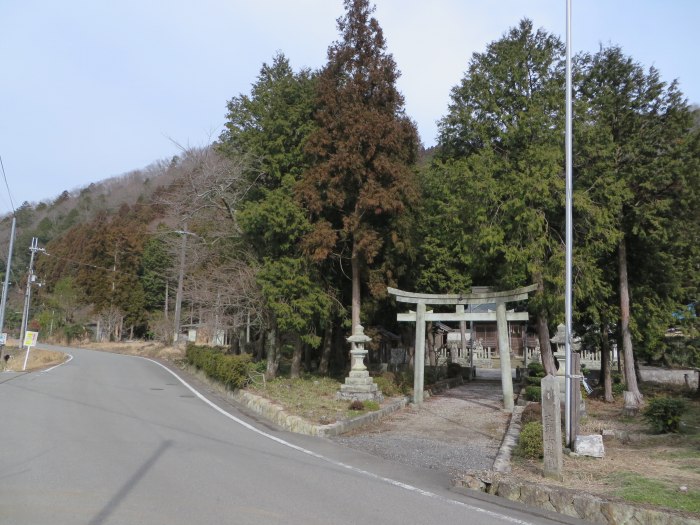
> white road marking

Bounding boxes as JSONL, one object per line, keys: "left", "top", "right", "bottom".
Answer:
{"left": 40, "top": 353, "right": 73, "bottom": 374}
{"left": 142, "top": 357, "right": 537, "bottom": 525}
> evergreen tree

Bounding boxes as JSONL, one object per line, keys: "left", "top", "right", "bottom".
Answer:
{"left": 430, "top": 19, "right": 566, "bottom": 374}
{"left": 297, "top": 0, "right": 419, "bottom": 334}
{"left": 577, "top": 46, "right": 700, "bottom": 407}
{"left": 219, "top": 53, "right": 329, "bottom": 379}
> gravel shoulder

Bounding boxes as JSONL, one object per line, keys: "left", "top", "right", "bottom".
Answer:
{"left": 331, "top": 379, "right": 511, "bottom": 477}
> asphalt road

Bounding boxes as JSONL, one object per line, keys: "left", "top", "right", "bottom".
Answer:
{"left": 0, "top": 345, "right": 584, "bottom": 525}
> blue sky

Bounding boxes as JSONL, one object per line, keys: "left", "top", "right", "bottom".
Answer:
{"left": 1, "top": 0, "right": 698, "bottom": 214}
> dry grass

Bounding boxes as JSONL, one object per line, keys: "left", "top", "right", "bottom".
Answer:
{"left": 247, "top": 375, "right": 400, "bottom": 425}
{"left": 77, "top": 341, "right": 185, "bottom": 361}
{"left": 2, "top": 347, "right": 67, "bottom": 371}
{"left": 510, "top": 393, "right": 700, "bottom": 516}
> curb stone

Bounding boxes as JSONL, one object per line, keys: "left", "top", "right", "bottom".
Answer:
{"left": 183, "top": 364, "right": 410, "bottom": 437}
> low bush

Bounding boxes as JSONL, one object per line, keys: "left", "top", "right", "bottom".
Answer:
{"left": 643, "top": 396, "right": 687, "bottom": 433}
{"left": 186, "top": 344, "right": 254, "bottom": 390}
{"left": 612, "top": 382, "right": 626, "bottom": 397}
{"left": 521, "top": 402, "right": 542, "bottom": 426}
{"left": 525, "top": 385, "right": 542, "bottom": 402}
{"left": 374, "top": 373, "right": 400, "bottom": 397}
{"left": 526, "top": 361, "right": 546, "bottom": 386}
{"left": 348, "top": 399, "right": 364, "bottom": 410}
{"left": 517, "top": 421, "right": 544, "bottom": 458}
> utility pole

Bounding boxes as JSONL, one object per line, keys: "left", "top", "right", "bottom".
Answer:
{"left": 0, "top": 216, "right": 16, "bottom": 360}
{"left": 173, "top": 227, "right": 194, "bottom": 343}
{"left": 20, "top": 237, "right": 43, "bottom": 369}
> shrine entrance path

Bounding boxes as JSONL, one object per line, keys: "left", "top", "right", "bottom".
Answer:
{"left": 332, "top": 373, "right": 512, "bottom": 478}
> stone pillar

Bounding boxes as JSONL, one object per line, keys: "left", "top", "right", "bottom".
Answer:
{"left": 413, "top": 302, "right": 426, "bottom": 405}
{"left": 337, "top": 325, "right": 383, "bottom": 402}
{"left": 541, "top": 374, "right": 563, "bottom": 481}
{"left": 496, "top": 301, "right": 514, "bottom": 411}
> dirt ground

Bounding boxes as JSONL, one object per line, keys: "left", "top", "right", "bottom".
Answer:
{"left": 508, "top": 394, "right": 700, "bottom": 512}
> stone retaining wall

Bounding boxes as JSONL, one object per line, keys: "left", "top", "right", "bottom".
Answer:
{"left": 639, "top": 366, "right": 699, "bottom": 389}
{"left": 455, "top": 474, "right": 698, "bottom": 525}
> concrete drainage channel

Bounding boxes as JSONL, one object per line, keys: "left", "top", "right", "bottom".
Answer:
{"left": 456, "top": 402, "right": 700, "bottom": 525}
{"left": 182, "top": 366, "right": 698, "bottom": 524}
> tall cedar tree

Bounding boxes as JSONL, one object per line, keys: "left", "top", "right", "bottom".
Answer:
{"left": 434, "top": 20, "right": 566, "bottom": 375}
{"left": 297, "top": 0, "right": 419, "bottom": 334}
{"left": 577, "top": 47, "right": 700, "bottom": 407}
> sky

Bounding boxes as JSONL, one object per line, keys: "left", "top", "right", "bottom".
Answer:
{"left": 1, "top": 0, "right": 698, "bottom": 215}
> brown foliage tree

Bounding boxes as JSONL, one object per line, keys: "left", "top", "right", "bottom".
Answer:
{"left": 297, "top": 0, "right": 419, "bottom": 333}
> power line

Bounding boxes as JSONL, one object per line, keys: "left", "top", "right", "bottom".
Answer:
{"left": 41, "top": 250, "right": 133, "bottom": 276}
{"left": 0, "top": 155, "right": 16, "bottom": 215}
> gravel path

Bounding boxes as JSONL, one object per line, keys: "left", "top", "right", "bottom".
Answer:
{"left": 332, "top": 379, "right": 511, "bottom": 477}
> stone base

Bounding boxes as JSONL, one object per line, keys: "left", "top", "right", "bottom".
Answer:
{"left": 336, "top": 389, "right": 384, "bottom": 402}
{"left": 336, "top": 375, "right": 384, "bottom": 402}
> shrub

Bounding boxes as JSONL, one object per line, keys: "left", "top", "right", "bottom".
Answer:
{"left": 525, "top": 385, "right": 542, "bottom": 402}
{"left": 643, "top": 396, "right": 687, "bottom": 433}
{"left": 374, "top": 373, "right": 401, "bottom": 397}
{"left": 348, "top": 400, "right": 364, "bottom": 410}
{"left": 521, "top": 402, "right": 542, "bottom": 426}
{"left": 527, "top": 361, "right": 546, "bottom": 377}
{"left": 447, "top": 363, "right": 463, "bottom": 378}
{"left": 517, "top": 422, "right": 544, "bottom": 458}
{"left": 612, "top": 382, "right": 626, "bottom": 397}
{"left": 526, "top": 361, "right": 546, "bottom": 386}
{"left": 186, "top": 344, "right": 253, "bottom": 390}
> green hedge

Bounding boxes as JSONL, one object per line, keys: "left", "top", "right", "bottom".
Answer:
{"left": 186, "top": 344, "right": 254, "bottom": 390}
{"left": 525, "top": 385, "right": 542, "bottom": 401}
{"left": 517, "top": 421, "right": 544, "bottom": 458}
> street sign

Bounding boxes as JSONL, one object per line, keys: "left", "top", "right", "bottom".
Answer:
{"left": 24, "top": 331, "right": 38, "bottom": 348}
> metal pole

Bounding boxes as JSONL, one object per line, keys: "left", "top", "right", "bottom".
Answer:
{"left": 0, "top": 216, "right": 16, "bottom": 359}
{"left": 564, "top": 0, "right": 574, "bottom": 449}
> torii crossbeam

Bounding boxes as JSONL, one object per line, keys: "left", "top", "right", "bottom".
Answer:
{"left": 388, "top": 284, "right": 537, "bottom": 410}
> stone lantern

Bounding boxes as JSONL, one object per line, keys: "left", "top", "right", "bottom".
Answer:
{"left": 337, "top": 325, "right": 383, "bottom": 402}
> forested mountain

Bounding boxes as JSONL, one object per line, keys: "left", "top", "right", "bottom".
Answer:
{"left": 0, "top": 1, "right": 697, "bottom": 398}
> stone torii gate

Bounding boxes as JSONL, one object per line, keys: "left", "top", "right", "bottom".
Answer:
{"left": 388, "top": 284, "right": 537, "bottom": 411}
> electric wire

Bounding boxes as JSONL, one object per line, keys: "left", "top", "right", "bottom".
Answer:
{"left": 0, "top": 155, "right": 16, "bottom": 215}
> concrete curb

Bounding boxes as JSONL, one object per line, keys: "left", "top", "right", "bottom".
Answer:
{"left": 492, "top": 404, "right": 523, "bottom": 473}
{"left": 183, "top": 364, "right": 411, "bottom": 437}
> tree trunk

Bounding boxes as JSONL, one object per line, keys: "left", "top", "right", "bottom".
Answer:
{"left": 255, "top": 331, "right": 265, "bottom": 361}
{"left": 290, "top": 334, "right": 303, "bottom": 379}
{"left": 601, "top": 323, "right": 614, "bottom": 403}
{"left": 618, "top": 238, "right": 643, "bottom": 407}
{"left": 319, "top": 324, "right": 333, "bottom": 375}
{"left": 533, "top": 272, "right": 557, "bottom": 376}
{"left": 351, "top": 241, "right": 361, "bottom": 335}
{"left": 264, "top": 318, "right": 280, "bottom": 381}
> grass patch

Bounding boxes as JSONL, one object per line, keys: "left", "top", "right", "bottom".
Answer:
{"left": 247, "top": 375, "right": 383, "bottom": 425}
{"left": 607, "top": 471, "right": 700, "bottom": 513}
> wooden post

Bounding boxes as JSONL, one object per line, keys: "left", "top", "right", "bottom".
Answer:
{"left": 541, "top": 374, "right": 563, "bottom": 481}
{"left": 414, "top": 302, "right": 426, "bottom": 404}
{"left": 496, "top": 301, "right": 514, "bottom": 411}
